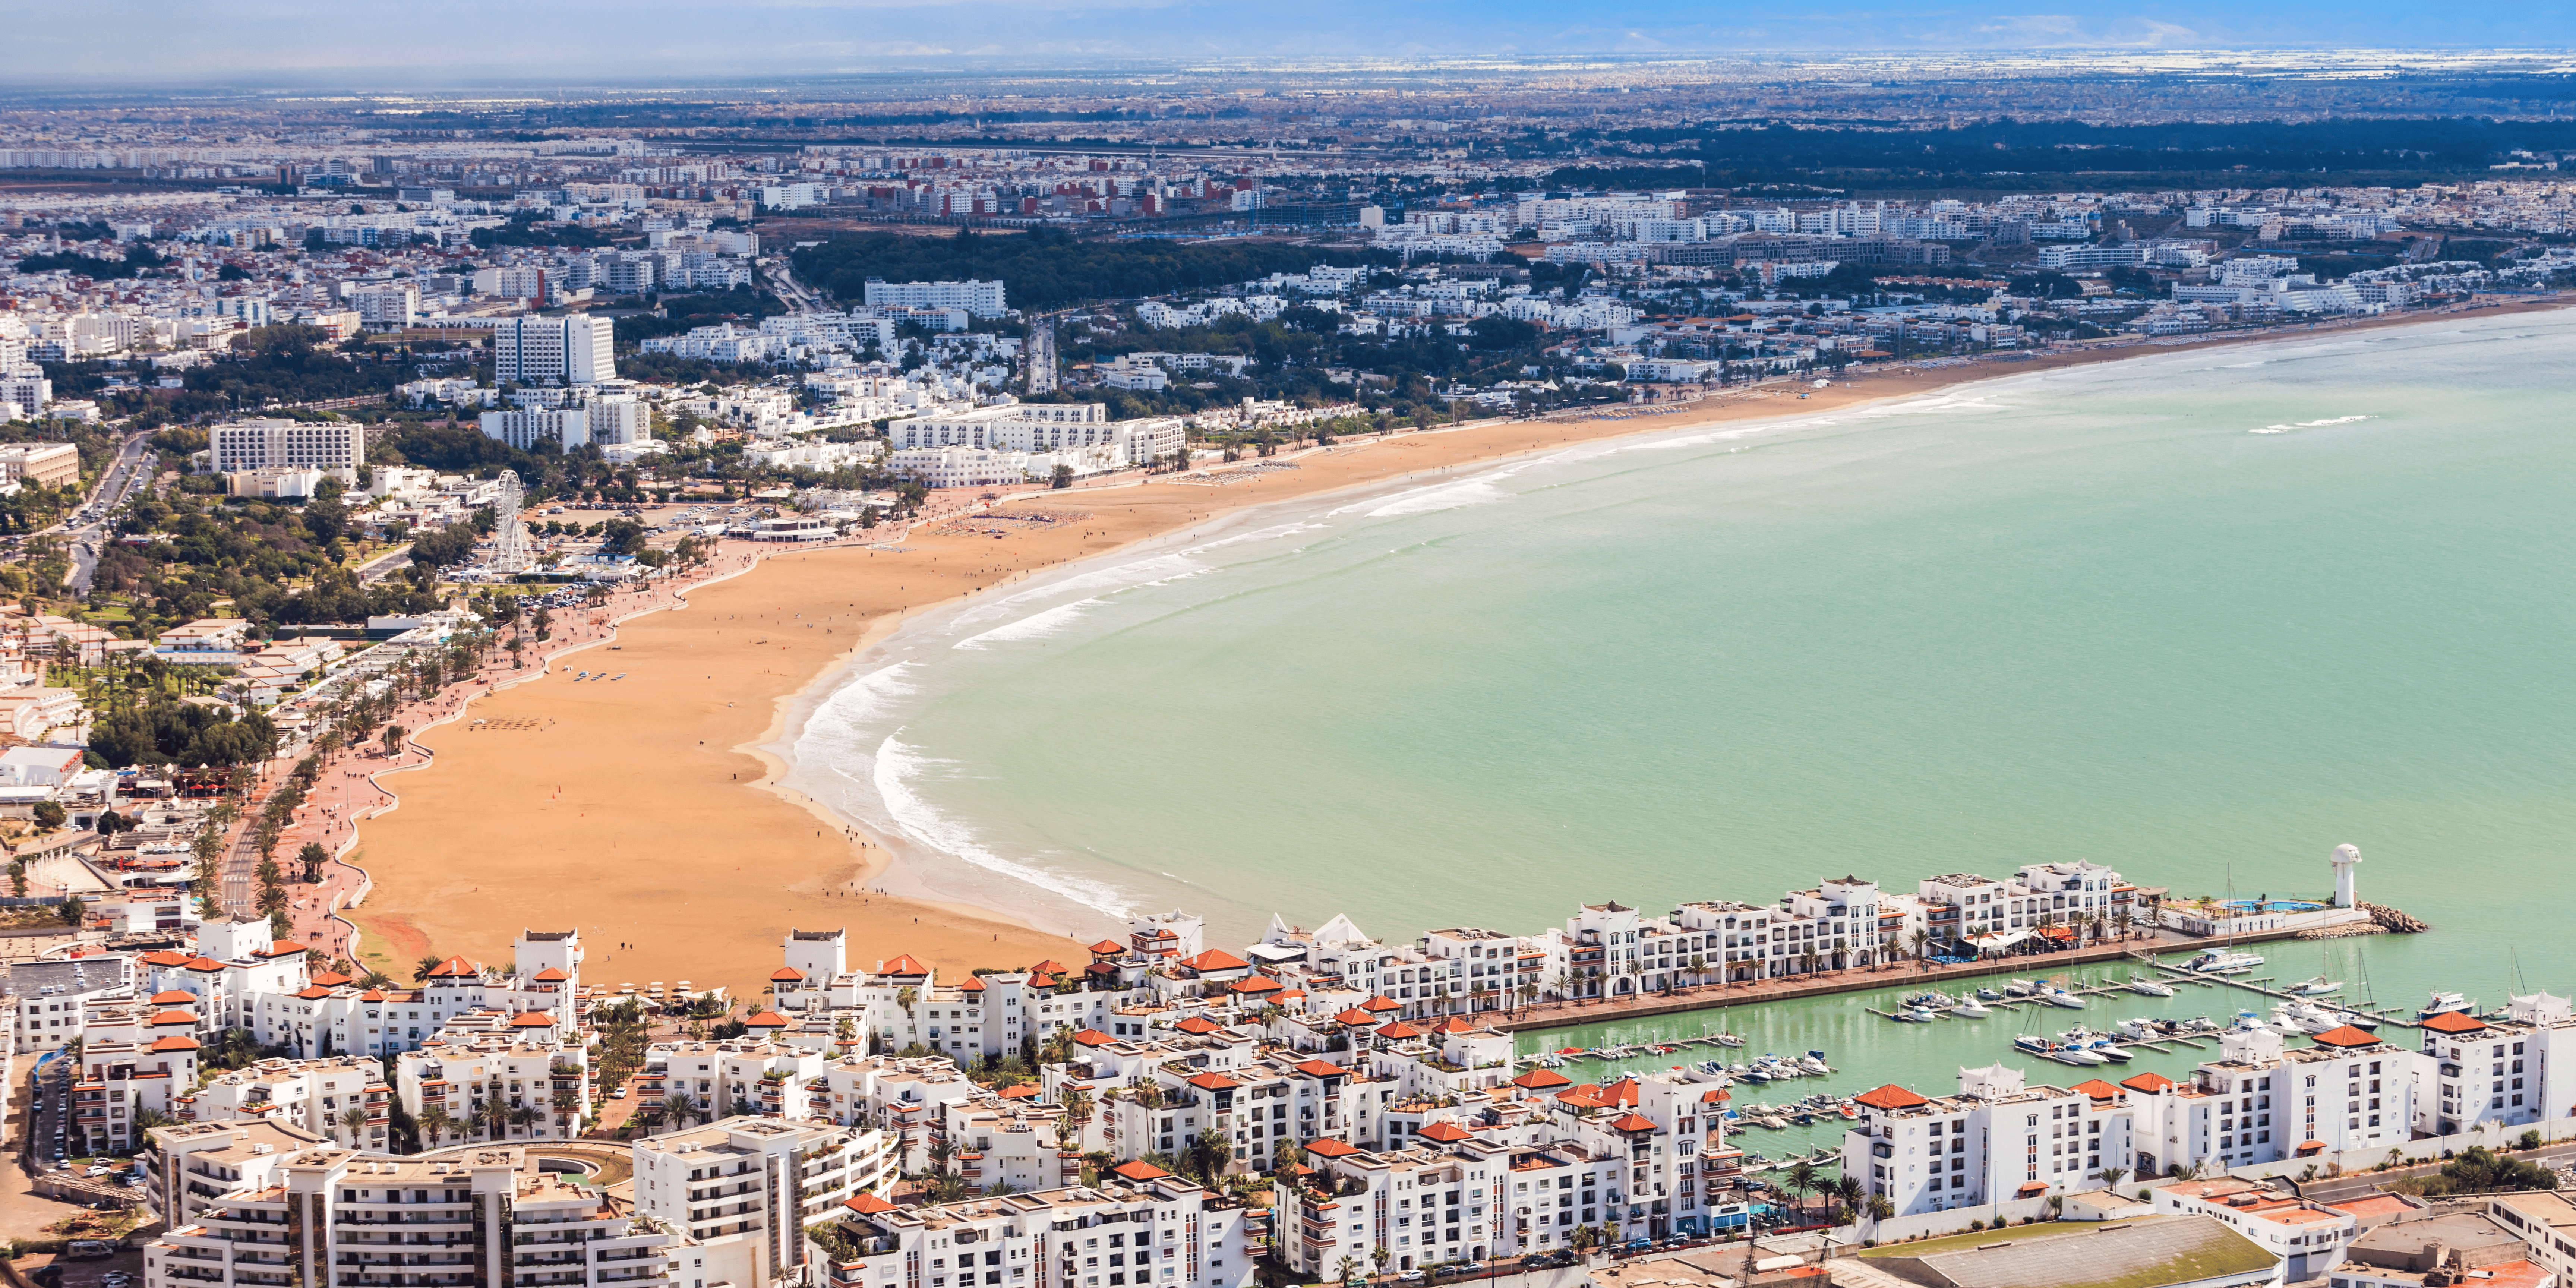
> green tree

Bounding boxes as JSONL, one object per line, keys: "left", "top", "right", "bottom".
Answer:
{"left": 297, "top": 841, "right": 331, "bottom": 884}
{"left": 31, "top": 801, "right": 64, "bottom": 830}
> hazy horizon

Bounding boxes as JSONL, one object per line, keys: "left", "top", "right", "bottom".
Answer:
{"left": 17, "top": 3, "right": 2576, "bottom": 89}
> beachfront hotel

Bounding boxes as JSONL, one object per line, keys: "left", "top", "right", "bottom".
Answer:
{"left": 632, "top": 1116, "right": 898, "bottom": 1288}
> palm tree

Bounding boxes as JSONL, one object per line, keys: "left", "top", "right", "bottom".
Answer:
{"left": 1686, "top": 954, "right": 1707, "bottom": 991}
{"left": 1832, "top": 1173, "right": 1863, "bottom": 1221}
{"left": 2095, "top": 1165, "right": 2129, "bottom": 1192}
{"left": 340, "top": 1105, "right": 373, "bottom": 1149}
{"left": 1866, "top": 1194, "right": 1894, "bottom": 1224}
{"left": 1370, "top": 1247, "right": 1392, "bottom": 1279}
{"left": 1908, "top": 928, "right": 1931, "bottom": 970}
{"left": 1333, "top": 1256, "right": 1360, "bottom": 1284}
{"left": 419, "top": 1105, "right": 457, "bottom": 1147}
{"left": 1786, "top": 1160, "right": 1818, "bottom": 1212}
{"left": 1055, "top": 1087, "right": 1092, "bottom": 1151}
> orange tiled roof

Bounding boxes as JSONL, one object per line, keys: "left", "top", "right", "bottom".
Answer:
{"left": 1853, "top": 1085, "right": 1929, "bottom": 1111}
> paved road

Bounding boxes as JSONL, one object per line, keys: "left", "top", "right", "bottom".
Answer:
{"left": 1027, "top": 319, "right": 1058, "bottom": 394}
{"left": 63, "top": 431, "right": 154, "bottom": 595}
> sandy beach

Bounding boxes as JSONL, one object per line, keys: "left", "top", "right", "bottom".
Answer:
{"left": 341, "top": 302, "right": 2560, "bottom": 1004}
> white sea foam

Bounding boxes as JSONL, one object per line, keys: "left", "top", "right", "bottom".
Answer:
{"left": 1339, "top": 457, "right": 1557, "bottom": 518}
{"left": 870, "top": 736, "right": 1134, "bottom": 918}
{"left": 951, "top": 597, "right": 1104, "bottom": 649}
{"left": 2251, "top": 414, "right": 2374, "bottom": 435}
{"left": 947, "top": 553, "right": 1208, "bottom": 634}
{"left": 815, "top": 661, "right": 918, "bottom": 728}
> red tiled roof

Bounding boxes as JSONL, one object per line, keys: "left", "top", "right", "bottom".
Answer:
{"left": 2310, "top": 1024, "right": 2381, "bottom": 1048}
{"left": 141, "top": 950, "right": 190, "bottom": 967}
{"left": 877, "top": 953, "right": 931, "bottom": 976}
{"left": 744, "top": 1011, "right": 790, "bottom": 1028}
{"left": 1028, "top": 959, "right": 1070, "bottom": 977}
{"left": 183, "top": 956, "right": 226, "bottom": 973}
{"left": 1073, "top": 1028, "right": 1115, "bottom": 1046}
{"left": 1430, "top": 1016, "right": 1477, "bottom": 1034}
{"left": 770, "top": 966, "right": 806, "bottom": 982}
{"left": 2422, "top": 1011, "right": 2486, "bottom": 1033}
{"left": 424, "top": 955, "right": 479, "bottom": 979}
{"left": 1415, "top": 1120, "right": 1472, "bottom": 1143}
{"left": 1089, "top": 939, "right": 1125, "bottom": 954}
{"left": 310, "top": 971, "right": 353, "bottom": 987}
{"left": 1362, "top": 995, "right": 1401, "bottom": 1012}
{"left": 845, "top": 1192, "right": 900, "bottom": 1214}
{"left": 531, "top": 967, "right": 569, "bottom": 982}
{"left": 1230, "top": 976, "right": 1284, "bottom": 994}
{"left": 2121, "top": 1071, "right": 2176, "bottom": 1094}
{"left": 1187, "top": 1072, "right": 1241, "bottom": 1091}
{"left": 1335, "top": 1007, "right": 1376, "bottom": 1025}
{"left": 152, "top": 1010, "right": 201, "bottom": 1026}
{"left": 997, "top": 1084, "right": 1042, "bottom": 1100}
{"left": 1376, "top": 1021, "right": 1422, "bottom": 1040}
{"left": 1853, "top": 1085, "right": 1929, "bottom": 1111}
{"left": 509, "top": 1012, "right": 555, "bottom": 1028}
{"left": 1511, "top": 1068, "right": 1573, "bottom": 1090}
{"left": 151, "top": 1035, "right": 201, "bottom": 1052}
{"left": 360, "top": 989, "right": 386, "bottom": 1003}
{"left": 255, "top": 941, "right": 309, "bottom": 958}
{"left": 2071, "top": 1079, "right": 2122, "bottom": 1101}
{"left": 1601, "top": 1078, "right": 1640, "bottom": 1107}
{"left": 1112, "top": 1160, "right": 1172, "bottom": 1181}
{"left": 1700, "top": 1087, "right": 1731, "bottom": 1103}
{"left": 1181, "top": 949, "right": 1249, "bottom": 972}
{"left": 150, "top": 990, "right": 196, "bottom": 1006}
{"left": 292, "top": 988, "right": 331, "bottom": 1001}
{"left": 1610, "top": 1113, "right": 1658, "bottom": 1133}
{"left": 1174, "top": 1016, "right": 1224, "bottom": 1035}
{"left": 1556, "top": 1085, "right": 1611, "bottom": 1109}
{"left": 1295, "top": 1060, "right": 1348, "bottom": 1079}
{"left": 957, "top": 975, "right": 986, "bottom": 992}
{"left": 1304, "top": 1138, "right": 1359, "bottom": 1158}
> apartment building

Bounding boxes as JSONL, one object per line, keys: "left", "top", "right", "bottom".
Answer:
{"left": 393, "top": 1033, "right": 591, "bottom": 1145}
{"left": 632, "top": 1116, "right": 897, "bottom": 1288}
{"left": 491, "top": 314, "right": 616, "bottom": 385}
{"left": 209, "top": 418, "right": 366, "bottom": 475}
{"left": 481, "top": 406, "right": 592, "bottom": 450}
{"left": 2413, "top": 991, "right": 2576, "bottom": 1137}
{"left": 143, "top": 1145, "right": 703, "bottom": 1288}
{"left": 7, "top": 954, "right": 137, "bottom": 1054}
{"left": 0, "top": 441, "right": 81, "bottom": 487}
{"left": 2127, "top": 1026, "right": 2414, "bottom": 1178}
{"left": 817, "top": 1165, "right": 1256, "bottom": 1288}
{"left": 145, "top": 1118, "right": 328, "bottom": 1227}
{"left": 771, "top": 930, "right": 1139, "bottom": 1060}
{"left": 862, "top": 278, "right": 1008, "bottom": 317}
{"left": 174, "top": 1055, "right": 391, "bottom": 1150}
{"left": 1844, "top": 1063, "right": 2121, "bottom": 1217}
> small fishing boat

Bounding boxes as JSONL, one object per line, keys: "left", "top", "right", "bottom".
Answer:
{"left": 1954, "top": 998, "right": 1992, "bottom": 1018}
{"left": 2185, "top": 950, "right": 2265, "bottom": 975}
{"left": 1892, "top": 1007, "right": 1934, "bottom": 1023}
{"left": 2290, "top": 976, "right": 2343, "bottom": 996}
{"left": 2127, "top": 974, "right": 2176, "bottom": 998}
{"left": 1976, "top": 987, "right": 2005, "bottom": 1001}
{"left": 2004, "top": 979, "right": 2039, "bottom": 997}
{"left": 1799, "top": 1051, "right": 1832, "bottom": 1075}
{"left": 2043, "top": 988, "right": 2088, "bottom": 1010}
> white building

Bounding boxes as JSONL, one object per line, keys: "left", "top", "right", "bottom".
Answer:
{"left": 1845, "top": 1063, "right": 2125, "bottom": 1218}
{"left": 492, "top": 313, "right": 616, "bottom": 385}
{"left": 175, "top": 1054, "right": 391, "bottom": 1150}
{"left": 863, "top": 278, "right": 1008, "bottom": 318}
{"left": 208, "top": 418, "right": 366, "bottom": 476}
{"left": 143, "top": 1145, "right": 704, "bottom": 1288}
{"left": 817, "top": 1164, "right": 1257, "bottom": 1288}
{"left": 633, "top": 1116, "right": 897, "bottom": 1288}
{"left": 482, "top": 406, "right": 591, "bottom": 450}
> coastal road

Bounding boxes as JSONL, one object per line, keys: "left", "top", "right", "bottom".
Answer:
{"left": 767, "top": 255, "right": 826, "bottom": 314}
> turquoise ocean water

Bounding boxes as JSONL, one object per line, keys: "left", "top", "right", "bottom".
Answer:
{"left": 779, "top": 313, "right": 2576, "bottom": 1143}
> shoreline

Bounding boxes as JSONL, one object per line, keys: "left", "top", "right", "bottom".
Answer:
{"left": 344, "top": 299, "right": 2567, "bottom": 1002}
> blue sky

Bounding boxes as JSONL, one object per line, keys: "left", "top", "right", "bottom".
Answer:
{"left": 13, "top": 0, "right": 2576, "bottom": 84}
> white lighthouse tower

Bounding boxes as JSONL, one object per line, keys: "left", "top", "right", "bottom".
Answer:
{"left": 2331, "top": 843, "right": 2362, "bottom": 909}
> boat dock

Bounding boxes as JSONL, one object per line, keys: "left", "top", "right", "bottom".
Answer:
{"left": 2131, "top": 956, "right": 2422, "bottom": 1029}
